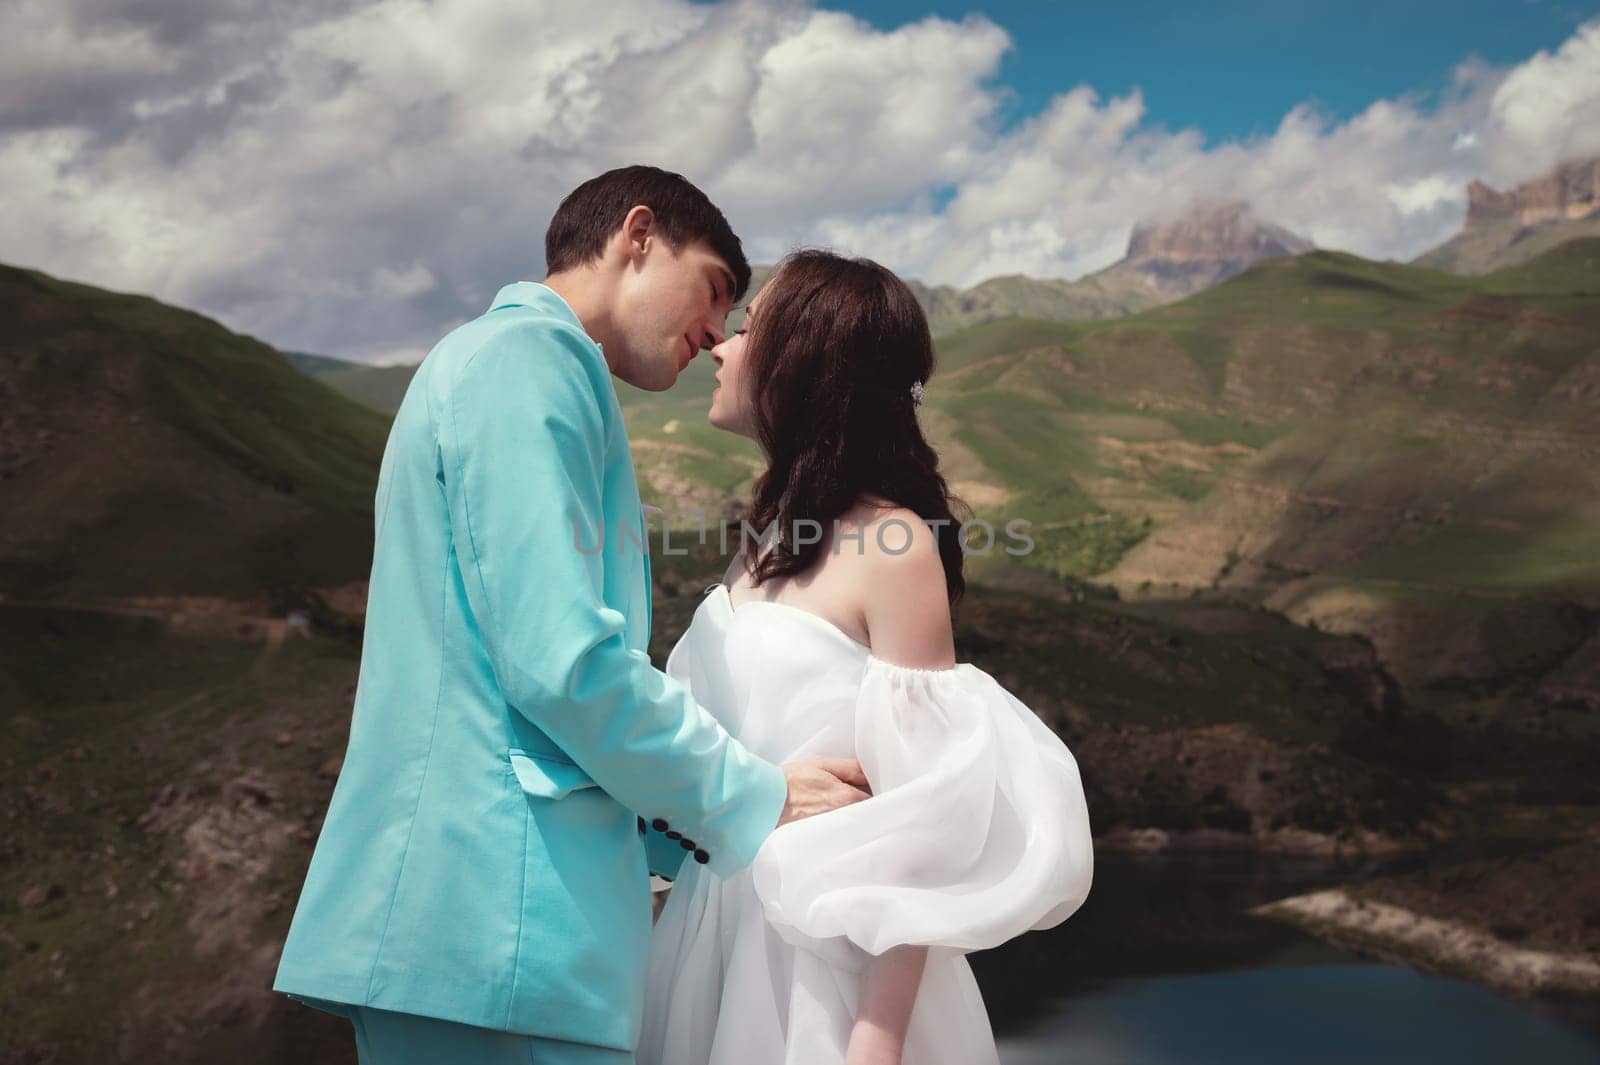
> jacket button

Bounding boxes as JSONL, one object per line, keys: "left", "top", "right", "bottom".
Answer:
{"left": 651, "top": 818, "right": 669, "bottom": 832}
{"left": 694, "top": 849, "right": 710, "bottom": 864}
{"left": 665, "top": 830, "right": 682, "bottom": 841}
{"left": 679, "top": 838, "right": 696, "bottom": 851}
{"left": 636, "top": 817, "right": 646, "bottom": 834}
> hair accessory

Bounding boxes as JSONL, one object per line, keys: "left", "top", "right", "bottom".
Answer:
{"left": 909, "top": 380, "right": 926, "bottom": 406}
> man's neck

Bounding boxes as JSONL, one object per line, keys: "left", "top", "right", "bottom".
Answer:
{"left": 542, "top": 269, "right": 621, "bottom": 373}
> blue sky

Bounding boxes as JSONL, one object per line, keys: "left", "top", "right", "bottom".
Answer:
{"left": 828, "top": 0, "right": 1600, "bottom": 142}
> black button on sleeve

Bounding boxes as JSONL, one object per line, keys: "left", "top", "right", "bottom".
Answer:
{"left": 636, "top": 816, "right": 646, "bottom": 835}
{"left": 651, "top": 818, "right": 669, "bottom": 832}
{"left": 679, "top": 838, "right": 696, "bottom": 851}
{"left": 693, "top": 849, "right": 709, "bottom": 864}
{"left": 665, "top": 830, "right": 682, "bottom": 841}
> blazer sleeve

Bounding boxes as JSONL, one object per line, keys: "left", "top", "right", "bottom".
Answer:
{"left": 436, "top": 317, "right": 788, "bottom": 878}
{"left": 644, "top": 826, "right": 689, "bottom": 882}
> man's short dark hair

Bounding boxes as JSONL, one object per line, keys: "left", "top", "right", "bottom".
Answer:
{"left": 545, "top": 165, "right": 752, "bottom": 301}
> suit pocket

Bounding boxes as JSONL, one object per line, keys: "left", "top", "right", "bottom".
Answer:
{"left": 507, "top": 748, "right": 599, "bottom": 800}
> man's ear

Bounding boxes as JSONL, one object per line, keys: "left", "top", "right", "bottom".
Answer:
{"left": 622, "top": 204, "right": 655, "bottom": 266}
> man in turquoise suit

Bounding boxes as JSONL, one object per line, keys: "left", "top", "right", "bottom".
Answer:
{"left": 273, "top": 166, "right": 870, "bottom": 1063}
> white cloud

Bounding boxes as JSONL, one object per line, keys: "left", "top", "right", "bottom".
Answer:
{"left": 716, "top": 11, "right": 1008, "bottom": 219}
{"left": 2, "top": 2, "right": 1599, "bottom": 361}
{"left": 1385, "top": 175, "right": 1466, "bottom": 217}
{"left": 1483, "top": 18, "right": 1600, "bottom": 183}
{"left": 821, "top": 20, "right": 1600, "bottom": 284}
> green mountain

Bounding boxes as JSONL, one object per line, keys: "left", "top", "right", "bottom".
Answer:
{"left": 0, "top": 265, "right": 389, "bottom": 604}
{"left": 906, "top": 270, "right": 1164, "bottom": 334}
{"left": 1414, "top": 155, "right": 1600, "bottom": 274}
{"left": 284, "top": 350, "right": 419, "bottom": 415}
{"left": 624, "top": 240, "right": 1600, "bottom": 698}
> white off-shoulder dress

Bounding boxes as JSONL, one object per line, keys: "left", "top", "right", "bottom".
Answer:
{"left": 638, "top": 584, "right": 1094, "bottom": 1065}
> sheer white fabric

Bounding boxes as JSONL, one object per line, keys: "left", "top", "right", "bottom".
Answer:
{"left": 638, "top": 585, "right": 1093, "bottom": 1065}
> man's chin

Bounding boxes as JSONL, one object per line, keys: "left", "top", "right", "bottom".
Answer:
{"left": 639, "top": 365, "right": 679, "bottom": 392}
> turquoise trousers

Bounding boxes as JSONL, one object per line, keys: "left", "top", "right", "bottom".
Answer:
{"left": 348, "top": 1005, "right": 636, "bottom": 1065}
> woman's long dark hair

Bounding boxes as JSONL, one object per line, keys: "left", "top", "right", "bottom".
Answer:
{"left": 738, "top": 249, "right": 967, "bottom": 606}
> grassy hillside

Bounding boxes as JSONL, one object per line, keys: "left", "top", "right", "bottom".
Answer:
{"left": 0, "top": 265, "right": 390, "bottom": 604}
{"left": 619, "top": 241, "right": 1600, "bottom": 699}
{"left": 1414, "top": 213, "right": 1600, "bottom": 275}
{"left": 1093, "top": 246, "right": 1600, "bottom": 595}
{"left": 285, "top": 351, "right": 419, "bottom": 415}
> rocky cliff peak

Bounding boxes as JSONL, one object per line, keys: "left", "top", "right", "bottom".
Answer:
{"left": 1102, "top": 201, "right": 1313, "bottom": 297}
{"left": 1125, "top": 201, "right": 1313, "bottom": 265}
{"left": 1464, "top": 156, "right": 1600, "bottom": 228}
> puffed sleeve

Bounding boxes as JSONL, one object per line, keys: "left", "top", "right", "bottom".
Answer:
{"left": 749, "top": 658, "right": 1094, "bottom": 969}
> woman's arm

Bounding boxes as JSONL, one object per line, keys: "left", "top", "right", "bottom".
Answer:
{"left": 845, "top": 510, "right": 956, "bottom": 1062}
{"left": 858, "top": 510, "right": 957, "bottom": 671}
{"left": 846, "top": 945, "right": 930, "bottom": 1065}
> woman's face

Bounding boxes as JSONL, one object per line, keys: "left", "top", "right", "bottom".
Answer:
{"left": 707, "top": 290, "right": 761, "bottom": 439}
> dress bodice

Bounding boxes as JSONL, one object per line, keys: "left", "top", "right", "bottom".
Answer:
{"left": 665, "top": 582, "right": 876, "bottom": 761}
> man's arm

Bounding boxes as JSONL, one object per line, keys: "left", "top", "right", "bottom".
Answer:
{"left": 437, "top": 318, "right": 789, "bottom": 876}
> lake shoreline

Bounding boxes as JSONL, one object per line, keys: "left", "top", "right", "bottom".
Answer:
{"left": 1250, "top": 887, "right": 1600, "bottom": 997}
{"left": 1247, "top": 838, "right": 1600, "bottom": 1001}
{"left": 1094, "top": 830, "right": 1600, "bottom": 1004}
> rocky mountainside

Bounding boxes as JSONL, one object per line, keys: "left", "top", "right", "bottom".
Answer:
{"left": 1465, "top": 156, "right": 1600, "bottom": 228}
{"left": 1100, "top": 200, "right": 1315, "bottom": 298}
{"left": 1415, "top": 155, "right": 1600, "bottom": 274}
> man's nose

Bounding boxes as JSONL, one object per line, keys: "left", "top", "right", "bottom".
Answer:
{"left": 704, "top": 318, "right": 726, "bottom": 349}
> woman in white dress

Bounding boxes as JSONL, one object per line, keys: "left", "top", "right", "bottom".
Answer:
{"left": 637, "top": 250, "right": 1094, "bottom": 1065}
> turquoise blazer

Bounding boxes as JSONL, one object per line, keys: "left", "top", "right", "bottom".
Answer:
{"left": 273, "top": 283, "right": 789, "bottom": 1050}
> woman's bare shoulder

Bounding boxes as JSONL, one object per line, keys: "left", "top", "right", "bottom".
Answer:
{"left": 849, "top": 503, "right": 955, "bottom": 670}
